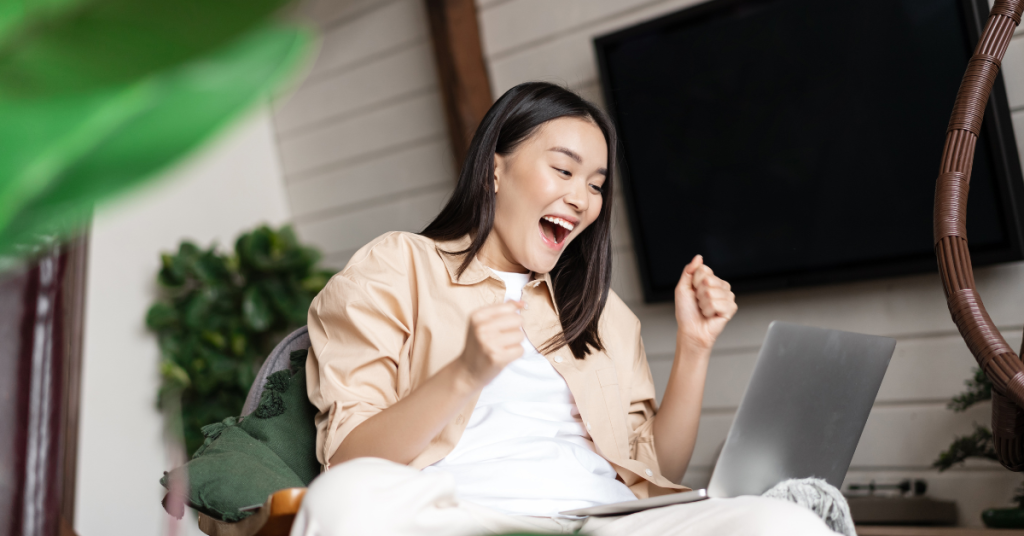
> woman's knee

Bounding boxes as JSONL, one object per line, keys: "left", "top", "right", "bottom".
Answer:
{"left": 291, "top": 457, "right": 460, "bottom": 536}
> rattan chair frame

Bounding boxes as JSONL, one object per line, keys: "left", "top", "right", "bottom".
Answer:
{"left": 934, "top": 0, "right": 1024, "bottom": 471}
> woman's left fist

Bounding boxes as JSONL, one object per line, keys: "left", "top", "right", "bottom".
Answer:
{"left": 674, "top": 255, "right": 737, "bottom": 350}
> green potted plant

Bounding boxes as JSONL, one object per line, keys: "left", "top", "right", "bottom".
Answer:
{"left": 933, "top": 367, "right": 1024, "bottom": 528}
{"left": 146, "top": 225, "right": 334, "bottom": 456}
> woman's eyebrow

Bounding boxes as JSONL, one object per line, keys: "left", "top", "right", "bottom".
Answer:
{"left": 549, "top": 146, "right": 607, "bottom": 176}
{"left": 549, "top": 146, "right": 582, "bottom": 163}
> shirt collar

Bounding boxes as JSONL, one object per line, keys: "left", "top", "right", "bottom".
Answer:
{"left": 433, "top": 235, "right": 559, "bottom": 313}
{"left": 434, "top": 235, "right": 491, "bottom": 285}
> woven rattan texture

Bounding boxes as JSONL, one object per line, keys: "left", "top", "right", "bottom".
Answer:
{"left": 934, "top": 0, "right": 1024, "bottom": 471}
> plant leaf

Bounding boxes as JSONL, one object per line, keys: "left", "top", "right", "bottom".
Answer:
{"left": 948, "top": 367, "right": 993, "bottom": 412}
{"left": 0, "top": 0, "right": 296, "bottom": 97}
{"left": 0, "top": 23, "right": 314, "bottom": 255}
{"left": 0, "top": 0, "right": 82, "bottom": 48}
{"left": 242, "top": 286, "right": 272, "bottom": 332}
{"left": 933, "top": 424, "right": 997, "bottom": 471}
{"left": 145, "top": 302, "right": 178, "bottom": 330}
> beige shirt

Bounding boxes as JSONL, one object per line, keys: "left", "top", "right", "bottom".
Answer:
{"left": 306, "top": 231, "right": 688, "bottom": 499}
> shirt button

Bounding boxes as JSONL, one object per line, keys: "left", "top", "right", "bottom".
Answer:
{"left": 554, "top": 355, "right": 563, "bottom": 363}
{"left": 645, "top": 468, "right": 654, "bottom": 477}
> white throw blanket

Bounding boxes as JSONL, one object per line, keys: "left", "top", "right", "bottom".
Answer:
{"left": 762, "top": 478, "right": 855, "bottom": 536}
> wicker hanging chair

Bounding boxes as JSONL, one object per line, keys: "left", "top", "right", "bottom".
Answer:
{"left": 934, "top": 0, "right": 1024, "bottom": 471}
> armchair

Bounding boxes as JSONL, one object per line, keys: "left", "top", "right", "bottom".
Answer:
{"left": 932, "top": 0, "right": 1024, "bottom": 471}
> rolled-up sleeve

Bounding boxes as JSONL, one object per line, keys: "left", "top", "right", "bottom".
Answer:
{"left": 306, "top": 272, "right": 410, "bottom": 467}
{"left": 625, "top": 321, "right": 664, "bottom": 477}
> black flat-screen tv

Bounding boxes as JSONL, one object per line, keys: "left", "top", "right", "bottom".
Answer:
{"left": 595, "top": 0, "right": 1024, "bottom": 300}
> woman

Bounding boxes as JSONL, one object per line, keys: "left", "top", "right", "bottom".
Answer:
{"left": 293, "top": 83, "right": 835, "bottom": 536}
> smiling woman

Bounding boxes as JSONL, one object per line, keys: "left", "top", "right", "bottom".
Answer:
{"left": 423, "top": 83, "right": 617, "bottom": 359}
{"left": 290, "top": 83, "right": 830, "bottom": 536}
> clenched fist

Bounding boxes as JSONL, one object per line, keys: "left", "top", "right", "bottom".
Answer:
{"left": 675, "top": 255, "right": 737, "bottom": 351}
{"left": 457, "top": 300, "right": 526, "bottom": 387}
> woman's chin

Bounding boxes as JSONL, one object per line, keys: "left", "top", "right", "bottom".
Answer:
{"left": 522, "top": 248, "right": 560, "bottom": 274}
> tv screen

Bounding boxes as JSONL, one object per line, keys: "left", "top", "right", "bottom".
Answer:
{"left": 595, "top": 0, "right": 1024, "bottom": 300}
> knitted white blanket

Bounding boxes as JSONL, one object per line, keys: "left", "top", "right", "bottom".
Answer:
{"left": 762, "top": 478, "right": 855, "bottom": 536}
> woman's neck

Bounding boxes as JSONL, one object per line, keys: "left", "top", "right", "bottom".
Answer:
{"left": 477, "top": 232, "right": 529, "bottom": 274}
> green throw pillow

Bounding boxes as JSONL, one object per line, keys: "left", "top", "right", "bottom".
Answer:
{"left": 161, "top": 349, "right": 320, "bottom": 522}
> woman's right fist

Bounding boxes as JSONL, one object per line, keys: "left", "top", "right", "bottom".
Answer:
{"left": 457, "top": 301, "right": 526, "bottom": 387}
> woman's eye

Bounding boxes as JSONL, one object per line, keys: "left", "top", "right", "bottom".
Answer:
{"left": 553, "top": 167, "right": 571, "bottom": 177}
{"left": 590, "top": 184, "right": 604, "bottom": 194}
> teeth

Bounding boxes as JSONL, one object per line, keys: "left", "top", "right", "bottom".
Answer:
{"left": 542, "top": 216, "right": 575, "bottom": 232}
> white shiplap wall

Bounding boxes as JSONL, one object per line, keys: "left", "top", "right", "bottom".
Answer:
{"left": 476, "top": 0, "right": 1024, "bottom": 527}
{"left": 274, "top": 0, "right": 1024, "bottom": 526}
{"left": 275, "top": 0, "right": 455, "bottom": 269}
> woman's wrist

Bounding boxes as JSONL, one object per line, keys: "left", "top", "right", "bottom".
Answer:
{"left": 675, "top": 330, "right": 714, "bottom": 360}
{"left": 445, "top": 356, "right": 487, "bottom": 395}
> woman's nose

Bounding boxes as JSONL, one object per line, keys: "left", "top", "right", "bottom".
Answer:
{"left": 564, "top": 179, "right": 588, "bottom": 212}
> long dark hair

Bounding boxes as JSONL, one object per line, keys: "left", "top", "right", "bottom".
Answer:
{"left": 421, "top": 82, "right": 617, "bottom": 359}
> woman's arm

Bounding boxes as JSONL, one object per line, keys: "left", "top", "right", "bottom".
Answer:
{"left": 329, "top": 300, "right": 526, "bottom": 467}
{"left": 652, "top": 255, "right": 737, "bottom": 483}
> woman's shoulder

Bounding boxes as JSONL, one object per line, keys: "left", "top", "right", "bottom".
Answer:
{"left": 600, "top": 289, "right": 642, "bottom": 336}
{"left": 316, "top": 232, "right": 443, "bottom": 300}
{"left": 340, "top": 231, "right": 439, "bottom": 276}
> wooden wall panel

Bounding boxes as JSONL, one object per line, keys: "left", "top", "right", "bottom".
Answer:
{"left": 302, "top": 0, "right": 428, "bottom": 81}
{"left": 1004, "top": 36, "right": 1024, "bottom": 109}
{"left": 292, "top": 0, "right": 407, "bottom": 38}
{"left": 1015, "top": 110, "right": 1024, "bottom": 161}
{"left": 278, "top": 91, "right": 447, "bottom": 177}
{"left": 299, "top": 189, "right": 450, "bottom": 258}
{"left": 275, "top": 43, "right": 438, "bottom": 135}
{"left": 288, "top": 139, "right": 453, "bottom": 219}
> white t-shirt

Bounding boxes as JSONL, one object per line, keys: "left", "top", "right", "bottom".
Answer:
{"left": 422, "top": 269, "right": 637, "bottom": 517}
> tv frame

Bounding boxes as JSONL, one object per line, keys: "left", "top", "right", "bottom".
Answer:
{"left": 594, "top": 0, "right": 1024, "bottom": 301}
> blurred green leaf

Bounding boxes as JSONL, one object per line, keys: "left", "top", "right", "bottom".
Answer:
{"left": 242, "top": 286, "right": 272, "bottom": 332}
{"left": 0, "top": 23, "right": 314, "bottom": 255}
{"left": 933, "top": 424, "right": 997, "bottom": 471}
{"left": 160, "top": 360, "right": 191, "bottom": 389}
{"left": 194, "top": 250, "right": 230, "bottom": 285}
{"left": 145, "top": 302, "right": 177, "bottom": 330}
{"left": 0, "top": 0, "right": 296, "bottom": 97}
{"left": 230, "top": 332, "right": 246, "bottom": 356}
{"left": 201, "top": 330, "right": 226, "bottom": 350}
{"left": 184, "top": 288, "right": 217, "bottom": 328}
{"left": 948, "top": 367, "right": 992, "bottom": 412}
{"left": 0, "top": 0, "right": 81, "bottom": 44}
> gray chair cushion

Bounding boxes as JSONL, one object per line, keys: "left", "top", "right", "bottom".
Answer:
{"left": 242, "top": 326, "right": 310, "bottom": 416}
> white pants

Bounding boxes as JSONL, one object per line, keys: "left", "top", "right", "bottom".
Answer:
{"left": 290, "top": 458, "right": 838, "bottom": 536}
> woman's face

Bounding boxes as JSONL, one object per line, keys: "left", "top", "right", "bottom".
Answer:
{"left": 482, "top": 117, "right": 607, "bottom": 274}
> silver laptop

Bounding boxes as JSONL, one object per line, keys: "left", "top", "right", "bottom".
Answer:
{"left": 561, "top": 321, "right": 895, "bottom": 516}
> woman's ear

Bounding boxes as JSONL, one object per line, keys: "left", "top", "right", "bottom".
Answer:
{"left": 493, "top": 153, "right": 505, "bottom": 194}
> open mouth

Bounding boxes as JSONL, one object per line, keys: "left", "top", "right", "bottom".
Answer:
{"left": 539, "top": 215, "right": 576, "bottom": 247}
